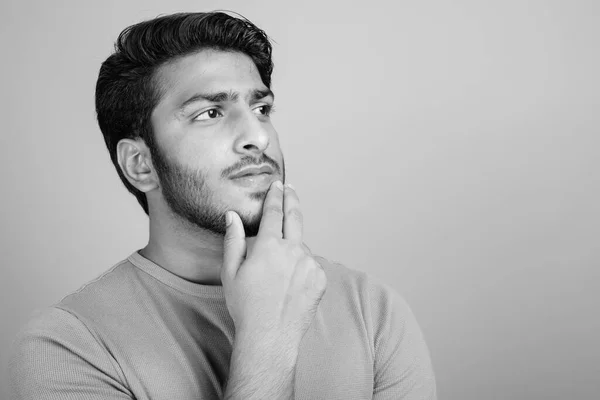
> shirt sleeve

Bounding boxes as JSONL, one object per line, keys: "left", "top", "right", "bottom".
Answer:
{"left": 8, "top": 307, "right": 133, "bottom": 400}
{"left": 369, "top": 280, "right": 437, "bottom": 399}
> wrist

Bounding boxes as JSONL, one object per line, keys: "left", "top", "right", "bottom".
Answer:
{"left": 225, "top": 331, "right": 299, "bottom": 400}
{"left": 232, "top": 330, "right": 299, "bottom": 366}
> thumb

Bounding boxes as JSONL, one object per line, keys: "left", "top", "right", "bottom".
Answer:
{"left": 222, "top": 211, "right": 247, "bottom": 279}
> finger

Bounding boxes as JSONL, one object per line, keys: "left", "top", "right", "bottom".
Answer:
{"left": 222, "top": 211, "right": 247, "bottom": 279}
{"left": 283, "top": 183, "right": 303, "bottom": 243}
{"left": 257, "top": 180, "right": 284, "bottom": 238}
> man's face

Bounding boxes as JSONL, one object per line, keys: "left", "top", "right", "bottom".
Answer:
{"left": 148, "top": 49, "right": 285, "bottom": 237}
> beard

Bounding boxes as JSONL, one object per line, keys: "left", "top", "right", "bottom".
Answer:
{"left": 148, "top": 142, "right": 284, "bottom": 237}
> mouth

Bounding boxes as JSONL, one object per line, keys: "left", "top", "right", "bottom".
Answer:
{"left": 230, "top": 172, "right": 275, "bottom": 188}
{"left": 235, "top": 172, "right": 271, "bottom": 178}
{"left": 230, "top": 164, "right": 275, "bottom": 179}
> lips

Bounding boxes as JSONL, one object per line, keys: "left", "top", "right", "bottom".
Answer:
{"left": 230, "top": 164, "right": 275, "bottom": 179}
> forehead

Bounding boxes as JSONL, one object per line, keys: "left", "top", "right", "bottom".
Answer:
{"left": 154, "top": 49, "right": 266, "bottom": 107}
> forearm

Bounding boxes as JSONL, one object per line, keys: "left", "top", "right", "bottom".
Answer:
{"left": 223, "top": 333, "right": 298, "bottom": 400}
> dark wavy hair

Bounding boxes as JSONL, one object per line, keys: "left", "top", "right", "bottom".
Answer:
{"left": 95, "top": 12, "right": 274, "bottom": 215}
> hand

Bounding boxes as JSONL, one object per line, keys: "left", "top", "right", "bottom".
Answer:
{"left": 221, "top": 181, "right": 327, "bottom": 346}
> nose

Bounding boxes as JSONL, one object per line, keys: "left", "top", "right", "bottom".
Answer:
{"left": 232, "top": 108, "right": 270, "bottom": 156}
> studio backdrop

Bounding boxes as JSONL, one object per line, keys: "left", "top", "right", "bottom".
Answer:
{"left": 1, "top": 1, "right": 598, "bottom": 399}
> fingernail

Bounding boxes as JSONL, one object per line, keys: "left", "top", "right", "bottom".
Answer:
{"left": 225, "top": 211, "right": 232, "bottom": 226}
{"left": 274, "top": 180, "right": 283, "bottom": 190}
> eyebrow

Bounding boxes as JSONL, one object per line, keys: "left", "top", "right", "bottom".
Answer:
{"left": 178, "top": 88, "right": 275, "bottom": 113}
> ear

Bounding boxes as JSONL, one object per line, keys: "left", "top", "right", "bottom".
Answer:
{"left": 116, "top": 138, "right": 158, "bottom": 193}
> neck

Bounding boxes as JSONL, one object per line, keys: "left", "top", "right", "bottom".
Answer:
{"left": 139, "top": 211, "right": 227, "bottom": 286}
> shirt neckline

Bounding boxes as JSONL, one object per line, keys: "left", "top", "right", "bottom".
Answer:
{"left": 128, "top": 250, "right": 225, "bottom": 299}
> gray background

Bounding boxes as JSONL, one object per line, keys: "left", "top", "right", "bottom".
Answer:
{"left": 1, "top": 0, "right": 599, "bottom": 399}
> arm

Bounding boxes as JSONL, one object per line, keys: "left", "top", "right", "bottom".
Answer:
{"left": 221, "top": 181, "right": 326, "bottom": 400}
{"left": 370, "top": 283, "right": 437, "bottom": 400}
{"left": 8, "top": 307, "right": 133, "bottom": 400}
{"left": 223, "top": 332, "right": 298, "bottom": 400}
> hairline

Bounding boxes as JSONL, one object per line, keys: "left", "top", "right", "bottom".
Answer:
{"left": 151, "top": 47, "right": 269, "bottom": 112}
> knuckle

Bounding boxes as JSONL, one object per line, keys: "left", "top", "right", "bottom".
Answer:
{"left": 286, "top": 207, "right": 303, "bottom": 221}
{"left": 314, "top": 267, "right": 328, "bottom": 291}
{"left": 289, "top": 244, "right": 305, "bottom": 259}
{"left": 315, "top": 265, "right": 327, "bottom": 280}
{"left": 298, "top": 254, "right": 319, "bottom": 269}
{"left": 293, "top": 257, "right": 309, "bottom": 273}
{"left": 285, "top": 187, "right": 299, "bottom": 199}
{"left": 298, "top": 257, "right": 327, "bottom": 292}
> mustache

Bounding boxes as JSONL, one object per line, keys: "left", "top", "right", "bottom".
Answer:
{"left": 225, "top": 155, "right": 279, "bottom": 177}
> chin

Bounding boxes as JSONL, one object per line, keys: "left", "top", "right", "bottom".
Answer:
{"left": 231, "top": 182, "right": 270, "bottom": 202}
{"left": 225, "top": 180, "right": 272, "bottom": 234}
{"left": 237, "top": 207, "right": 263, "bottom": 237}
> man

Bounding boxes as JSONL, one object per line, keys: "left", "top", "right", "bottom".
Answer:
{"left": 9, "top": 11, "right": 436, "bottom": 399}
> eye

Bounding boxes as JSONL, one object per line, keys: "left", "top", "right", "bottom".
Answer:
{"left": 194, "top": 108, "right": 223, "bottom": 121}
{"left": 253, "top": 104, "right": 274, "bottom": 116}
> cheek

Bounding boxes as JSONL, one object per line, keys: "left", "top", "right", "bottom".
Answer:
{"left": 177, "top": 138, "right": 214, "bottom": 168}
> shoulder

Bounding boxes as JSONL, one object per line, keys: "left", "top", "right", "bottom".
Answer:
{"left": 12, "top": 254, "right": 138, "bottom": 346}
{"left": 8, "top": 306, "right": 128, "bottom": 396}
{"left": 312, "top": 254, "right": 369, "bottom": 289}
{"left": 14, "top": 254, "right": 149, "bottom": 353}
{"left": 9, "top": 306, "right": 101, "bottom": 364}
{"left": 312, "top": 254, "right": 416, "bottom": 338}
{"left": 9, "top": 255, "right": 136, "bottom": 375}
{"left": 312, "top": 254, "right": 408, "bottom": 308}
{"left": 9, "top": 305, "right": 133, "bottom": 398}
{"left": 313, "top": 257, "right": 436, "bottom": 397}
{"left": 12, "top": 306, "right": 88, "bottom": 344}
{"left": 55, "top": 255, "right": 147, "bottom": 318}
{"left": 8, "top": 255, "right": 142, "bottom": 397}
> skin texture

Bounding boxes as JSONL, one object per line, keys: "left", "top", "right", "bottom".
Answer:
{"left": 116, "top": 49, "right": 286, "bottom": 285}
